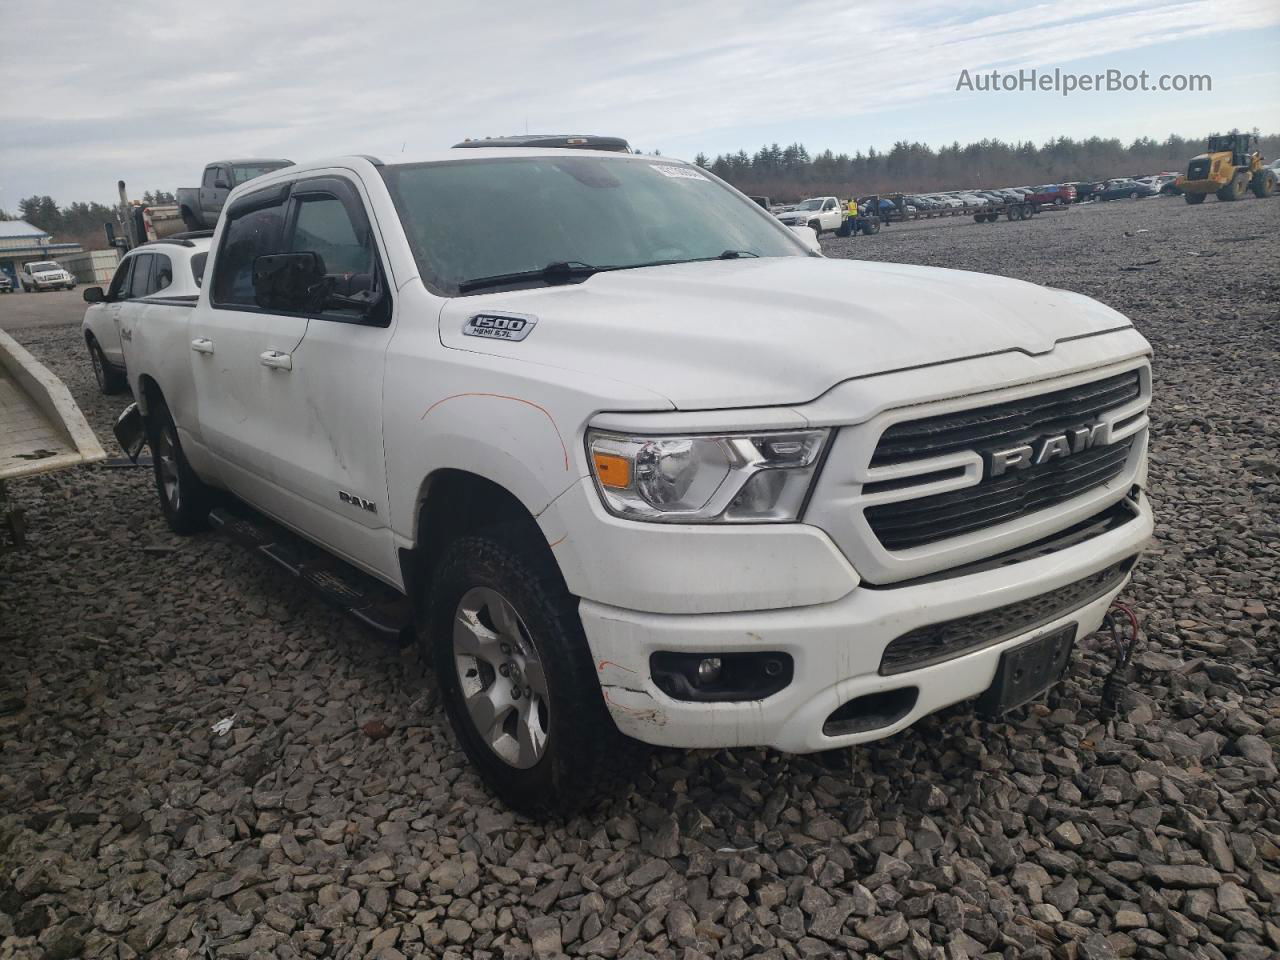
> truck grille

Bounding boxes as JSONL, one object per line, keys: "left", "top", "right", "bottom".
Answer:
{"left": 865, "top": 371, "right": 1141, "bottom": 551}
{"left": 871, "top": 371, "right": 1140, "bottom": 467}
{"left": 867, "top": 440, "right": 1132, "bottom": 550}
{"left": 1187, "top": 158, "right": 1210, "bottom": 180}
{"left": 879, "top": 556, "right": 1134, "bottom": 675}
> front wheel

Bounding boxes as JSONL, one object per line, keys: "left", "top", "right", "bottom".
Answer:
{"left": 427, "top": 529, "right": 640, "bottom": 817}
{"left": 146, "top": 395, "right": 213, "bottom": 534}
{"left": 1185, "top": 192, "right": 1205, "bottom": 204}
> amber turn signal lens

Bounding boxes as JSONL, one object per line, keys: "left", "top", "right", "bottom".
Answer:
{"left": 593, "top": 452, "right": 632, "bottom": 489}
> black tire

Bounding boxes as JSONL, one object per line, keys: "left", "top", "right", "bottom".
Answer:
{"left": 1216, "top": 172, "right": 1246, "bottom": 201}
{"left": 835, "top": 221, "right": 851, "bottom": 237}
{"left": 87, "top": 335, "right": 127, "bottom": 395}
{"left": 862, "top": 219, "right": 880, "bottom": 235}
{"left": 145, "top": 394, "right": 213, "bottom": 534}
{"left": 180, "top": 209, "right": 201, "bottom": 233}
{"left": 1250, "top": 170, "right": 1276, "bottom": 199}
{"left": 426, "top": 529, "right": 641, "bottom": 818}
{"left": 807, "top": 220, "right": 821, "bottom": 237}
{"left": 1185, "top": 192, "right": 1205, "bottom": 205}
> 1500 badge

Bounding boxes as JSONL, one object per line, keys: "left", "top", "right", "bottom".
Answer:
{"left": 463, "top": 313, "right": 537, "bottom": 342}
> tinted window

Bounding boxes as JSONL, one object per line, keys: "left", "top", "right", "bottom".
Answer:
{"left": 126, "top": 254, "right": 153, "bottom": 300}
{"left": 211, "top": 203, "right": 286, "bottom": 307}
{"left": 107, "top": 257, "right": 133, "bottom": 299}
{"left": 190, "top": 252, "right": 208, "bottom": 288}
{"left": 291, "top": 196, "right": 373, "bottom": 276}
{"left": 153, "top": 254, "right": 174, "bottom": 293}
{"left": 202, "top": 166, "right": 219, "bottom": 188}
{"left": 289, "top": 194, "right": 378, "bottom": 319}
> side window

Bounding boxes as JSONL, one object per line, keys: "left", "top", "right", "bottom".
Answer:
{"left": 107, "top": 257, "right": 134, "bottom": 300}
{"left": 211, "top": 201, "right": 287, "bottom": 307}
{"left": 126, "top": 254, "right": 154, "bottom": 300}
{"left": 202, "top": 166, "right": 219, "bottom": 188}
{"left": 152, "top": 253, "right": 174, "bottom": 293}
{"left": 288, "top": 193, "right": 377, "bottom": 319}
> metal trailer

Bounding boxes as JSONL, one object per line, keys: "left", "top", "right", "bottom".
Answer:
{"left": 0, "top": 329, "right": 106, "bottom": 547}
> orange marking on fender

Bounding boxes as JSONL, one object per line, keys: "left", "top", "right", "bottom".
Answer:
{"left": 420, "top": 393, "right": 569, "bottom": 470}
{"left": 548, "top": 535, "right": 566, "bottom": 548}
{"left": 598, "top": 660, "right": 636, "bottom": 673}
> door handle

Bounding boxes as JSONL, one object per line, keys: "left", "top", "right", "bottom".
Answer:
{"left": 259, "top": 350, "right": 292, "bottom": 370}
{"left": 190, "top": 337, "right": 215, "bottom": 354}
{"left": 120, "top": 327, "right": 132, "bottom": 342}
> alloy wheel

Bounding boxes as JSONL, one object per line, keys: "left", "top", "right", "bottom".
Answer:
{"left": 452, "top": 586, "right": 550, "bottom": 769}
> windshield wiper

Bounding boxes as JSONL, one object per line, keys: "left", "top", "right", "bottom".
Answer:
{"left": 716, "top": 249, "right": 759, "bottom": 259}
{"left": 458, "top": 260, "right": 604, "bottom": 293}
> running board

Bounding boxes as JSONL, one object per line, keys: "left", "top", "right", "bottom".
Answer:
{"left": 208, "top": 507, "right": 413, "bottom": 643}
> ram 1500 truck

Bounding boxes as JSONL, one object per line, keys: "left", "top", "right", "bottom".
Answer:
{"left": 115, "top": 147, "right": 1154, "bottom": 815}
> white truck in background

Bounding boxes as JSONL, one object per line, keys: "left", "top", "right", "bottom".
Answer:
{"left": 773, "top": 196, "right": 845, "bottom": 235}
{"left": 108, "top": 140, "right": 1154, "bottom": 816}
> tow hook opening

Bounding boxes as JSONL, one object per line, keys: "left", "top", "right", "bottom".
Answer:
{"left": 650, "top": 651, "right": 793, "bottom": 702}
{"left": 823, "top": 687, "right": 918, "bottom": 737}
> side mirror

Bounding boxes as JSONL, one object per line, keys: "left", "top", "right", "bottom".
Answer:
{"left": 790, "top": 225, "right": 822, "bottom": 254}
{"left": 83, "top": 286, "right": 105, "bottom": 303}
{"left": 253, "top": 252, "right": 327, "bottom": 312}
{"left": 214, "top": 177, "right": 230, "bottom": 190}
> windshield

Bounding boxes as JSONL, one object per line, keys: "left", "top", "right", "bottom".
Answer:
{"left": 28, "top": 261, "right": 60, "bottom": 272}
{"left": 795, "top": 199, "right": 824, "bottom": 211}
{"left": 231, "top": 162, "right": 290, "bottom": 185}
{"left": 380, "top": 155, "right": 806, "bottom": 295}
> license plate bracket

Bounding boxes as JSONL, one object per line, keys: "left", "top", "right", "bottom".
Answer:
{"left": 976, "top": 622, "right": 1076, "bottom": 716}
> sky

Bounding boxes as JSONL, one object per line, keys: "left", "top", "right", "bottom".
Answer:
{"left": 2, "top": 0, "right": 1278, "bottom": 210}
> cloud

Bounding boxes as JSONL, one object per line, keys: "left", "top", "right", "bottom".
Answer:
{"left": 2, "top": 0, "right": 1277, "bottom": 204}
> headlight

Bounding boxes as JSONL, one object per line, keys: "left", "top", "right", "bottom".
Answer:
{"left": 587, "top": 429, "right": 829, "bottom": 523}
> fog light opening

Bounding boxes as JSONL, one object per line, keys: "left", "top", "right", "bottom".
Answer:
{"left": 823, "top": 687, "right": 918, "bottom": 737}
{"left": 650, "top": 651, "right": 794, "bottom": 703}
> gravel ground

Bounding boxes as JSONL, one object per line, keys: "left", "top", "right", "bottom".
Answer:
{"left": 1, "top": 197, "right": 1278, "bottom": 960}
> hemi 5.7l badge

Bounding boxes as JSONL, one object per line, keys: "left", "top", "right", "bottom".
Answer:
{"left": 463, "top": 313, "right": 537, "bottom": 342}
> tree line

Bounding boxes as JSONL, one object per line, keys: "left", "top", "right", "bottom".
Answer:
{"left": 694, "top": 132, "right": 1279, "bottom": 200}
{"left": 0, "top": 192, "right": 175, "bottom": 251}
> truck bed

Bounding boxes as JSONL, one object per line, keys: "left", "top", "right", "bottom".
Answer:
{"left": 0, "top": 329, "right": 106, "bottom": 480}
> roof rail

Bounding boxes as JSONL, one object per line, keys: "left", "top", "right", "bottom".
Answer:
{"left": 138, "top": 232, "right": 212, "bottom": 248}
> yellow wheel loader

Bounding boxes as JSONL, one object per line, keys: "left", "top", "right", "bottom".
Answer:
{"left": 1177, "top": 133, "right": 1276, "bottom": 204}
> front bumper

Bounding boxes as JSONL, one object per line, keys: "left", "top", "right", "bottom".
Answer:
{"left": 581, "top": 492, "right": 1152, "bottom": 752}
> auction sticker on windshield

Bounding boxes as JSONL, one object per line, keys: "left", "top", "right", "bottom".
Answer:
{"left": 650, "top": 164, "right": 707, "bottom": 181}
{"left": 463, "top": 313, "right": 538, "bottom": 341}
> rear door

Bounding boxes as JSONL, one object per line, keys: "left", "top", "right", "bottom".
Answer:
{"left": 188, "top": 181, "right": 310, "bottom": 515}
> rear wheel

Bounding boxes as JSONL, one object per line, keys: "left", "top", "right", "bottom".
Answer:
{"left": 1216, "top": 171, "right": 1247, "bottom": 201}
{"left": 427, "top": 528, "right": 641, "bottom": 817}
{"left": 1185, "top": 192, "right": 1205, "bottom": 204}
{"left": 87, "top": 336, "right": 127, "bottom": 395}
{"left": 146, "top": 395, "right": 213, "bottom": 534}
{"left": 862, "top": 219, "right": 880, "bottom": 235}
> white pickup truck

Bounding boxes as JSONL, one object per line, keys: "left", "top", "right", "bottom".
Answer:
{"left": 109, "top": 144, "right": 1154, "bottom": 815}
{"left": 774, "top": 196, "right": 845, "bottom": 235}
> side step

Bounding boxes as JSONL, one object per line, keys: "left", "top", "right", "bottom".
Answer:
{"left": 208, "top": 507, "right": 414, "bottom": 643}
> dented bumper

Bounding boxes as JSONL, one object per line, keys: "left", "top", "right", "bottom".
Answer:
{"left": 580, "top": 493, "right": 1152, "bottom": 753}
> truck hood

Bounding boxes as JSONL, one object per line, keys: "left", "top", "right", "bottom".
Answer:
{"left": 438, "top": 256, "right": 1134, "bottom": 410}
